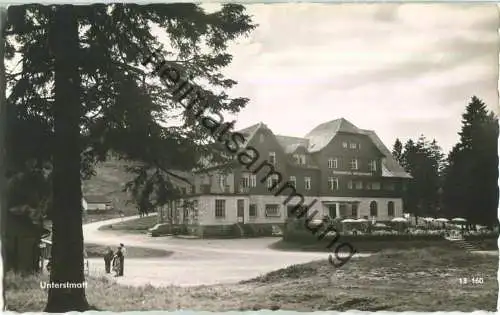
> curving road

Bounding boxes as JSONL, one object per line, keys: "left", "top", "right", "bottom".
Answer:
{"left": 83, "top": 215, "right": 370, "bottom": 287}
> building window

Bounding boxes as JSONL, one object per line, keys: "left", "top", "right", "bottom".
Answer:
{"left": 192, "top": 200, "right": 199, "bottom": 220}
{"left": 350, "top": 158, "right": 358, "bottom": 170}
{"left": 240, "top": 174, "right": 250, "bottom": 188}
{"left": 265, "top": 204, "right": 280, "bottom": 217}
{"left": 352, "top": 203, "right": 358, "bottom": 218}
{"left": 269, "top": 152, "right": 276, "bottom": 165}
{"left": 347, "top": 180, "right": 353, "bottom": 190}
{"left": 218, "top": 174, "right": 226, "bottom": 187}
{"left": 366, "top": 182, "right": 381, "bottom": 190}
{"left": 294, "top": 154, "right": 306, "bottom": 165}
{"left": 328, "top": 158, "right": 338, "bottom": 169}
{"left": 328, "top": 177, "right": 339, "bottom": 191}
{"left": 387, "top": 201, "right": 395, "bottom": 217}
{"left": 259, "top": 134, "right": 265, "bottom": 143}
{"left": 304, "top": 177, "right": 311, "bottom": 190}
{"left": 402, "top": 183, "right": 408, "bottom": 191}
{"left": 350, "top": 142, "right": 357, "bottom": 149}
{"left": 384, "top": 182, "right": 395, "bottom": 191}
{"left": 250, "top": 174, "right": 257, "bottom": 187}
{"left": 249, "top": 204, "right": 257, "bottom": 217}
{"left": 328, "top": 158, "right": 334, "bottom": 169}
{"left": 267, "top": 174, "right": 280, "bottom": 189}
{"left": 342, "top": 141, "right": 348, "bottom": 148}
{"left": 215, "top": 199, "right": 226, "bottom": 218}
{"left": 369, "top": 160, "right": 377, "bottom": 172}
{"left": 289, "top": 176, "right": 296, "bottom": 188}
{"left": 370, "top": 201, "right": 378, "bottom": 217}
{"left": 355, "top": 181, "right": 363, "bottom": 190}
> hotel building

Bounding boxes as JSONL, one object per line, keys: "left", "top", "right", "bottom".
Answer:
{"left": 156, "top": 118, "right": 412, "bottom": 237}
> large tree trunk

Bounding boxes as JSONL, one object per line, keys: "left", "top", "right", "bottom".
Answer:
{"left": 0, "top": 6, "right": 7, "bottom": 312}
{"left": 44, "top": 5, "right": 90, "bottom": 312}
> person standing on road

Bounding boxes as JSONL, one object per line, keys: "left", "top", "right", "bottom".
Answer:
{"left": 119, "top": 243, "right": 125, "bottom": 276}
{"left": 112, "top": 246, "right": 123, "bottom": 277}
{"left": 103, "top": 247, "right": 113, "bottom": 273}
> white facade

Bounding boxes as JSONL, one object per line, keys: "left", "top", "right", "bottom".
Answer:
{"left": 81, "top": 198, "right": 111, "bottom": 211}
{"left": 190, "top": 195, "right": 403, "bottom": 226}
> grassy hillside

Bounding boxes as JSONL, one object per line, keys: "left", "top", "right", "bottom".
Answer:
{"left": 82, "top": 159, "right": 138, "bottom": 216}
{"left": 98, "top": 215, "right": 158, "bottom": 233}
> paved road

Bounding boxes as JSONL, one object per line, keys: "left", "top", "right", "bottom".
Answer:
{"left": 83, "top": 215, "right": 368, "bottom": 287}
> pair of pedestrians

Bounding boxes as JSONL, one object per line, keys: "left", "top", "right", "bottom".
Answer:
{"left": 104, "top": 243, "right": 125, "bottom": 276}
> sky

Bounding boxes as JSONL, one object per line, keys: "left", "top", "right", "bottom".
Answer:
{"left": 211, "top": 3, "right": 499, "bottom": 154}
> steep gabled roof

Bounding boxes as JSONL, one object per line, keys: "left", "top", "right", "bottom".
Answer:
{"left": 238, "top": 122, "right": 262, "bottom": 136}
{"left": 203, "top": 118, "right": 411, "bottom": 179}
{"left": 359, "top": 129, "right": 412, "bottom": 179}
{"left": 166, "top": 169, "right": 194, "bottom": 184}
{"left": 237, "top": 122, "right": 266, "bottom": 149}
{"left": 275, "top": 135, "right": 310, "bottom": 154}
{"left": 304, "top": 118, "right": 361, "bottom": 152}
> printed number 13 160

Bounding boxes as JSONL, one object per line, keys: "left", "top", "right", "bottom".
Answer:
{"left": 459, "top": 277, "right": 484, "bottom": 285}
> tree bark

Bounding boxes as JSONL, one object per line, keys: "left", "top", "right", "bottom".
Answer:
{"left": 44, "top": 5, "right": 90, "bottom": 312}
{"left": 0, "top": 6, "right": 7, "bottom": 311}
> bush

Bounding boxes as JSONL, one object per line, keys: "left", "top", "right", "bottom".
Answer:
{"left": 243, "top": 224, "right": 281, "bottom": 237}
{"left": 283, "top": 229, "right": 445, "bottom": 244}
{"left": 464, "top": 233, "right": 499, "bottom": 241}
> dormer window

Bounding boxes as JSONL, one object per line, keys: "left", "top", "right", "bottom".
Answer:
{"left": 293, "top": 154, "right": 306, "bottom": 165}
{"left": 350, "top": 142, "right": 357, "bottom": 149}
{"left": 342, "top": 142, "right": 348, "bottom": 148}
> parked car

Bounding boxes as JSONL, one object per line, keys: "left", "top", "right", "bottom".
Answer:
{"left": 271, "top": 225, "right": 283, "bottom": 236}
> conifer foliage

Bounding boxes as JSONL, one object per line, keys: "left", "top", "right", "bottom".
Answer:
{"left": 392, "top": 96, "right": 498, "bottom": 227}
{"left": 442, "top": 96, "right": 499, "bottom": 226}
{"left": 5, "top": 4, "right": 255, "bottom": 311}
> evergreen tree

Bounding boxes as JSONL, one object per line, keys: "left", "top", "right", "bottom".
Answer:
{"left": 399, "top": 136, "right": 444, "bottom": 222}
{"left": 442, "top": 96, "right": 499, "bottom": 227}
{"left": 5, "top": 4, "right": 255, "bottom": 311}
{"left": 392, "top": 138, "right": 403, "bottom": 164}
